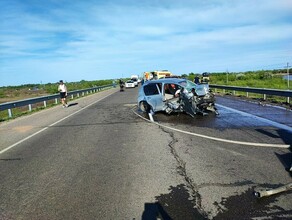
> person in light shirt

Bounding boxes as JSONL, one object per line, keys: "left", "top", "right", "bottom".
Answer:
{"left": 58, "top": 80, "right": 68, "bottom": 108}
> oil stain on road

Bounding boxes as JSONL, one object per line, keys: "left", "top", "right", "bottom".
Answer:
{"left": 213, "top": 186, "right": 292, "bottom": 219}
{"left": 142, "top": 184, "right": 207, "bottom": 220}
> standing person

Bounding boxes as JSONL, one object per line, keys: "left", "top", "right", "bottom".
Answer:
{"left": 194, "top": 75, "right": 200, "bottom": 84}
{"left": 119, "top": 79, "right": 124, "bottom": 92}
{"left": 58, "top": 80, "right": 68, "bottom": 107}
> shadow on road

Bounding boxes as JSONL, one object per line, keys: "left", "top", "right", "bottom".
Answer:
{"left": 67, "top": 102, "right": 78, "bottom": 107}
{"left": 142, "top": 184, "right": 207, "bottom": 220}
{"left": 275, "top": 152, "right": 292, "bottom": 176}
{"left": 142, "top": 202, "right": 172, "bottom": 220}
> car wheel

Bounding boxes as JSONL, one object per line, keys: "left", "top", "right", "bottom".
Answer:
{"left": 139, "top": 101, "right": 152, "bottom": 113}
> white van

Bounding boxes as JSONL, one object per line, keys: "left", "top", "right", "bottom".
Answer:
{"left": 131, "top": 75, "right": 139, "bottom": 86}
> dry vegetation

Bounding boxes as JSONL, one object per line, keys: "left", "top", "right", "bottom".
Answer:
{"left": 0, "top": 88, "right": 50, "bottom": 104}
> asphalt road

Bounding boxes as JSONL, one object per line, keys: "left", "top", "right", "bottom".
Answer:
{"left": 0, "top": 86, "right": 291, "bottom": 219}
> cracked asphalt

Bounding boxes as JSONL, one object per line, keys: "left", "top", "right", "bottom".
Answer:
{"left": 0, "top": 86, "right": 291, "bottom": 219}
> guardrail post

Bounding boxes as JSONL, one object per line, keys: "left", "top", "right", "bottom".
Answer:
{"left": 77, "top": 93, "right": 80, "bottom": 98}
{"left": 8, "top": 109, "right": 12, "bottom": 118}
{"left": 246, "top": 92, "right": 249, "bottom": 98}
{"left": 55, "top": 98, "right": 58, "bottom": 104}
{"left": 233, "top": 90, "right": 236, "bottom": 96}
{"left": 263, "top": 94, "right": 266, "bottom": 100}
{"left": 29, "top": 104, "right": 32, "bottom": 111}
{"left": 71, "top": 94, "right": 73, "bottom": 99}
{"left": 288, "top": 97, "right": 290, "bottom": 103}
{"left": 44, "top": 101, "right": 47, "bottom": 108}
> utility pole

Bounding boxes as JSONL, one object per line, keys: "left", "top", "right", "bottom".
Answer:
{"left": 286, "top": 62, "right": 290, "bottom": 89}
{"left": 285, "top": 62, "right": 291, "bottom": 104}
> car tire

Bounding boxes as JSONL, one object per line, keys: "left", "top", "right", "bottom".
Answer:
{"left": 139, "top": 101, "right": 151, "bottom": 113}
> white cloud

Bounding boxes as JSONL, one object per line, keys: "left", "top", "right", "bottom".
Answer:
{"left": 0, "top": 0, "right": 291, "bottom": 86}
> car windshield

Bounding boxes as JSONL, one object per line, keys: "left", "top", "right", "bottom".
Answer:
{"left": 178, "top": 80, "right": 196, "bottom": 92}
{"left": 127, "top": 80, "right": 133, "bottom": 83}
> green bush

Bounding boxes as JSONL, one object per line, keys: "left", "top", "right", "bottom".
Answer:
{"left": 195, "top": 71, "right": 290, "bottom": 90}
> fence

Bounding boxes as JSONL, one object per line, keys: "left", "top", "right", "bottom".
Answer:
{"left": 0, "top": 84, "right": 113, "bottom": 119}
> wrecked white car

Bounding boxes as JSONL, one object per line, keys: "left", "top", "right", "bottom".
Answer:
{"left": 137, "top": 78, "right": 217, "bottom": 117}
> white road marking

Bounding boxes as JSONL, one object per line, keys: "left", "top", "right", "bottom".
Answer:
{"left": 132, "top": 107, "right": 291, "bottom": 149}
{"left": 0, "top": 92, "right": 115, "bottom": 155}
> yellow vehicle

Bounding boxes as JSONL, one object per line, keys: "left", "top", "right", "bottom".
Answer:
{"left": 155, "top": 70, "right": 172, "bottom": 79}
{"left": 144, "top": 70, "right": 173, "bottom": 80}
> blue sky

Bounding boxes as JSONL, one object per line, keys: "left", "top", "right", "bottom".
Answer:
{"left": 0, "top": 0, "right": 291, "bottom": 86}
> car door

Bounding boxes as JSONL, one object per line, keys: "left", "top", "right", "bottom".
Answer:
{"left": 143, "top": 83, "right": 163, "bottom": 111}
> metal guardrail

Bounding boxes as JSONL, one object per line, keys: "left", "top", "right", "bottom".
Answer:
{"left": 1, "top": 84, "right": 290, "bottom": 119}
{"left": 209, "top": 84, "right": 292, "bottom": 103}
{"left": 0, "top": 84, "right": 114, "bottom": 118}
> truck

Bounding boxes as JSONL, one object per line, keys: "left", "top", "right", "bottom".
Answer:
{"left": 143, "top": 70, "right": 173, "bottom": 81}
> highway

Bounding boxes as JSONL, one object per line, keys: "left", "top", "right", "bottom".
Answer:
{"left": 0, "top": 86, "right": 291, "bottom": 219}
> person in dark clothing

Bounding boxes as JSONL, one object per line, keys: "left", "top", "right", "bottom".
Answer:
{"left": 194, "top": 76, "right": 200, "bottom": 84}
{"left": 119, "top": 79, "right": 125, "bottom": 91}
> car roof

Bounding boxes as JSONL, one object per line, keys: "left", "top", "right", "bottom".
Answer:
{"left": 144, "top": 78, "right": 187, "bottom": 85}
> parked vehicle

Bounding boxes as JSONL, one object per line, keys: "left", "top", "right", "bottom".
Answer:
{"left": 137, "top": 78, "right": 217, "bottom": 117}
{"left": 125, "top": 80, "right": 135, "bottom": 88}
{"left": 131, "top": 75, "right": 139, "bottom": 87}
